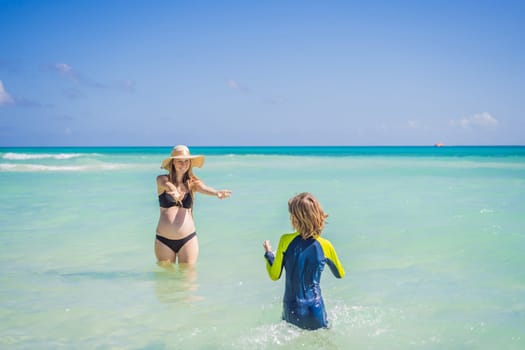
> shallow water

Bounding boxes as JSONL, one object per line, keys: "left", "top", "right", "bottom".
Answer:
{"left": 1, "top": 147, "right": 524, "bottom": 349}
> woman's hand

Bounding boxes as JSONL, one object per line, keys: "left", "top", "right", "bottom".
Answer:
{"left": 165, "top": 182, "right": 185, "bottom": 203}
{"left": 216, "top": 190, "right": 232, "bottom": 199}
{"left": 166, "top": 190, "right": 183, "bottom": 204}
{"left": 263, "top": 240, "right": 272, "bottom": 252}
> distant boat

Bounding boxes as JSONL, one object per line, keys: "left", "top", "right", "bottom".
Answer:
{"left": 434, "top": 142, "right": 445, "bottom": 147}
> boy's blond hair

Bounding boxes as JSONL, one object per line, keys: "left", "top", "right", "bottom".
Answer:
{"left": 288, "top": 192, "right": 328, "bottom": 239}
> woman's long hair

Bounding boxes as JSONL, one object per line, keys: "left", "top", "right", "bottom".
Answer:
{"left": 168, "top": 161, "right": 200, "bottom": 209}
{"left": 288, "top": 192, "right": 328, "bottom": 239}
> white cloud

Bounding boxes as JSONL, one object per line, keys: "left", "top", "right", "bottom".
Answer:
{"left": 407, "top": 120, "right": 419, "bottom": 128}
{"left": 227, "top": 79, "right": 250, "bottom": 92}
{"left": 55, "top": 63, "right": 73, "bottom": 74}
{"left": 0, "top": 80, "right": 15, "bottom": 106}
{"left": 51, "top": 63, "right": 78, "bottom": 82}
{"left": 49, "top": 62, "right": 118, "bottom": 91}
{"left": 450, "top": 112, "right": 499, "bottom": 129}
{"left": 227, "top": 79, "right": 240, "bottom": 90}
{"left": 121, "top": 79, "right": 135, "bottom": 92}
{"left": 263, "top": 96, "right": 287, "bottom": 105}
{"left": 406, "top": 120, "right": 432, "bottom": 131}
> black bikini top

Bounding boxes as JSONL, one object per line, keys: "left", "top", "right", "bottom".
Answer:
{"left": 159, "top": 191, "right": 193, "bottom": 209}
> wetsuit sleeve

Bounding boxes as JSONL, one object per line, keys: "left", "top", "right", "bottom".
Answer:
{"left": 319, "top": 238, "right": 345, "bottom": 278}
{"left": 264, "top": 233, "right": 294, "bottom": 281}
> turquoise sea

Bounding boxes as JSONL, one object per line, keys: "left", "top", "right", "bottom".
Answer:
{"left": 1, "top": 146, "right": 524, "bottom": 349}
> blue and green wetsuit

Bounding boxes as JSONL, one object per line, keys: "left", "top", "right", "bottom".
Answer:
{"left": 264, "top": 232, "right": 345, "bottom": 330}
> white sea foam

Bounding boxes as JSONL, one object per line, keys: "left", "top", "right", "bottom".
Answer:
{"left": 0, "top": 162, "right": 127, "bottom": 172}
{"left": 234, "top": 322, "right": 302, "bottom": 349}
{"left": 2, "top": 152, "right": 95, "bottom": 160}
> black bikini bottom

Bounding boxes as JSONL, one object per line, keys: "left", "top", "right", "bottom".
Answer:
{"left": 156, "top": 232, "right": 197, "bottom": 254}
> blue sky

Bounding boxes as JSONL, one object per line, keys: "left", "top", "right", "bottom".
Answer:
{"left": 1, "top": 0, "right": 524, "bottom": 146}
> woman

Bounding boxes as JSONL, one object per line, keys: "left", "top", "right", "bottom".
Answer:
{"left": 156, "top": 145, "right": 231, "bottom": 265}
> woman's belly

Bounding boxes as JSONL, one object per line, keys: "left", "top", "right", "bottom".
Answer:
{"left": 156, "top": 207, "right": 196, "bottom": 239}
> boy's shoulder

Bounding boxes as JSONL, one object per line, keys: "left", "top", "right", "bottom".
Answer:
{"left": 279, "top": 232, "right": 300, "bottom": 245}
{"left": 316, "top": 236, "right": 332, "bottom": 243}
{"left": 281, "top": 232, "right": 298, "bottom": 238}
{"left": 315, "top": 236, "right": 335, "bottom": 249}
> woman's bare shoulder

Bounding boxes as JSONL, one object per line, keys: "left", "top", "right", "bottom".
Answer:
{"left": 157, "top": 174, "right": 169, "bottom": 184}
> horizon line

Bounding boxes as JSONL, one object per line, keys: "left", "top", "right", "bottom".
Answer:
{"left": 1, "top": 144, "right": 524, "bottom": 148}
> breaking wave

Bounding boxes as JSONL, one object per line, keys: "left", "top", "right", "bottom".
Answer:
{"left": 2, "top": 152, "right": 96, "bottom": 160}
{"left": 0, "top": 162, "right": 128, "bottom": 172}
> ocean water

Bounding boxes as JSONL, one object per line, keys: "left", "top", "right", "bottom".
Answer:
{"left": 1, "top": 146, "right": 524, "bottom": 349}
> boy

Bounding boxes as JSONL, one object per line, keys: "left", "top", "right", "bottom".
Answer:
{"left": 263, "top": 192, "right": 345, "bottom": 330}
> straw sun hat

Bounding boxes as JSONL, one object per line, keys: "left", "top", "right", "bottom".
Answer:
{"left": 160, "top": 145, "right": 205, "bottom": 170}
